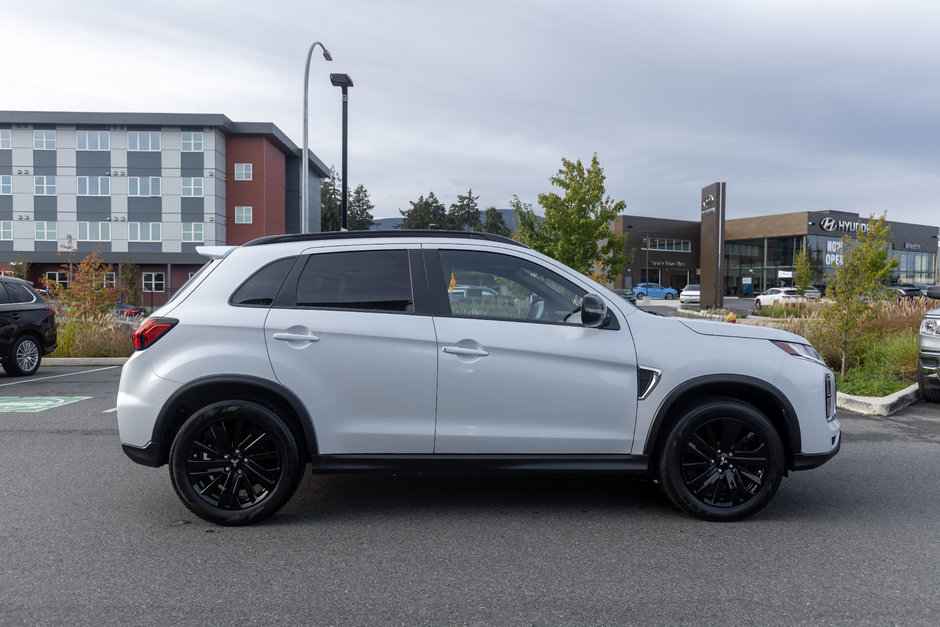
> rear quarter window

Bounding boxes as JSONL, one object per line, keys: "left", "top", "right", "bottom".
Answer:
{"left": 230, "top": 258, "right": 296, "bottom": 306}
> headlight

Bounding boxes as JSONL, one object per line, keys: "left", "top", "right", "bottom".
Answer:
{"left": 921, "top": 318, "right": 940, "bottom": 336}
{"left": 772, "top": 340, "right": 826, "bottom": 365}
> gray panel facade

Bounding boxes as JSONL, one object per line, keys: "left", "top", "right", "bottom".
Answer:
{"left": 127, "top": 152, "right": 161, "bottom": 176}
{"left": 34, "top": 196, "right": 57, "bottom": 220}
{"left": 180, "top": 152, "right": 204, "bottom": 176}
{"left": 77, "top": 197, "right": 112, "bottom": 220}
{"left": 35, "top": 241, "right": 58, "bottom": 253}
{"left": 128, "top": 242, "right": 163, "bottom": 253}
{"left": 180, "top": 197, "right": 204, "bottom": 222}
{"left": 0, "top": 150, "right": 11, "bottom": 172}
{"left": 33, "top": 150, "right": 56, "bottom": 175}
{"left": 128, "top": 197, "right": 162, "bottom": 222}
{"left": 76, "top": 151, "right": 111, "bottom": 176}
{"left": 0, "top": 196, "right": 11, "bottom": 218}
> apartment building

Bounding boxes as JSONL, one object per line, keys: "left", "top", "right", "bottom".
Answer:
{"left": 0, "top": 111, "right": 329, "bottom": 307}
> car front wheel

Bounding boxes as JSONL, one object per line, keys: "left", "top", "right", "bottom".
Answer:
{"left": 169, "top": 400, "right": 304, "bottom": 526}
{"left": 658, "top": 397, "right": 784, "bottom": 521}
{"left": 665, "top": 293, "right": 675, "bottom": 300}
{"left": 4, "top": 335, "right": 42, "bottom": 377}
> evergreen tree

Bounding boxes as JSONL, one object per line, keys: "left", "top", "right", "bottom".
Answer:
{"left": 445, "top": 188, "right": 482, "bottom": 231}
{"left": 320, "top": 167, "right": 342, "bottom": 232}
{"left": 348, "top": 184, "right": 375, "bottom": 231}
{"left": 483, "top": 207, "right": 511, "bottom": 237}
{"left": 398, "top": 192, "right": 446, "bottom": 229}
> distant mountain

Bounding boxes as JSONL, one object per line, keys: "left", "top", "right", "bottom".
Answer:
{"left": 370, "top": 209, "right": 530, "bottom": 233}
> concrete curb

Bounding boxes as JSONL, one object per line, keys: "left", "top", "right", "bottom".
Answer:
{"left": 43, "top": 357, "right": 128, "bottom": 366}
{"left": 836, "top": 384, "right": 921, "bottom": 416}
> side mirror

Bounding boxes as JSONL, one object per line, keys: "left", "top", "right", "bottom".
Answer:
{"left": 580, "top": 294, "right": 608, "bottom": 328}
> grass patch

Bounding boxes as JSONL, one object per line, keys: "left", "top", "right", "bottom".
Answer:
{"left": 51, "top": 314, "right": 135, "bottom": 358}
{"left": 755, "top": 302, "right": 819, "bottom": 318}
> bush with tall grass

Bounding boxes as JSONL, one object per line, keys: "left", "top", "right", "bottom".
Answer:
{"left": 51, "top": 314, "right": 134, "bottom": 358}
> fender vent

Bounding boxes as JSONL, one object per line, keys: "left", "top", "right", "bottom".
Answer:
{"left": 638, "top": 367, "right": 662, "bottom": 400}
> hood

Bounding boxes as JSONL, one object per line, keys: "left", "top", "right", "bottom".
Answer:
{"left": 927, "top": 306, "right": 940, "bottom": 318}
{"left": 677, "top": 317, "right": 807, "bottom": 343}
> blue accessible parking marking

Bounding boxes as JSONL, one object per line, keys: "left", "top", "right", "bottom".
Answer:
{"left": 0, "top": 397, "right": 90, "bottom": 413}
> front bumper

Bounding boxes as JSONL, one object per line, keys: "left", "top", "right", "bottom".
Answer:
{"left": 918, "top": 349, "right": 940, "bottom": 391}
{"left": 793, "top": 431, "right": 841, "bottom": 470}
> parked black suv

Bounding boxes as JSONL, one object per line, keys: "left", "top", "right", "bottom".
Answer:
{"left": 0, "top": 277, "right": 57, "bottom": 376}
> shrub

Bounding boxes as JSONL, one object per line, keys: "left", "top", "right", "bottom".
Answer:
{"left": 51, "top": 315, "right": 134, "bottom": 358}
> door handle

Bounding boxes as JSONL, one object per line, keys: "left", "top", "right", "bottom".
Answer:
{"left": 442, "top": 346, "right": 489, "bottom": 357}
{"left": 273, "top": 332, "right": 320, "bottom": 343}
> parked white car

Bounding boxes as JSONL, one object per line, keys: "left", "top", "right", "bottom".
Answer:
{"left": 117, "top": 231, "right": 840, "bottom": 525}
{"left": 918, "top": 285, "right": 940, "bottom": 402}
{"left": 679, "top": 284, "right": 700, "bottom": 304}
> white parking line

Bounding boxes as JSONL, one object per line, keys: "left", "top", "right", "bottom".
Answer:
{"left": 103, "top": 407, "right": 117, "bottom": 413}
{"left": 0, "top": 366, "right": 120, "bottom": 387}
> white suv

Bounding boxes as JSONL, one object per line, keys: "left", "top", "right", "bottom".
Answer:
{"left": 117, "top": 231, "right": 840, "bottom": 525}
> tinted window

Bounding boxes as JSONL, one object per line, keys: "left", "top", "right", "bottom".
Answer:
{"left": 4, "top": 283, "right": 36, "bottom": 303}
{"left": 231, "top": 258, "right": 295, "bottom": 306}
{"left": 295, "top": 250, "right": 414, "bottom": 312}
{"left": 438, "top": 250, "right": 586, "bottom": 323}
{"left": 0, "top": 284, "right": 12, "bottom": 305}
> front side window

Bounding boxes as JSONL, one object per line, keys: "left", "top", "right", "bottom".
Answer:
{"left": 0, "top": 129, "right": 10, "bottom": 149}
{"left": 76, "top": 130, "right": 110, "bottom": 151}
{"left": 129, "top": 222, "right": 161, "bottom": 242}
{"left": 181, "top": 131, "right": 204, "bottom": 152}
{"left": 77, "top": 176, "right": 110, "bottom": 196}
{"left": 33, "top": 130, "right": 56, "bottom": 150}
{"left": 234, "top": 206, "right": 252, "bottom": 224}
{"left": 78, "top": 222, "right": 111, "bottom": 241}
{"left": 295, "top": 250, "right": 414, "bottom": 312}
{"left": 234, "top": 163, "right": 252, "bottom": 181}
{"left": 127, "top": 131, "right": 161, "bottom": 151}
{"left": 181, "top": 177, "right": 204, "bottom": 197}
{"left": 0, "top": 175, "right": 11, "bottom": 195}
{"left": 182, "top": 222, "right": 204, "bottom": 242}
{"left": 35, "top": 221, "right": 57, "bottom": 241}
{"left": 142, "top": 272, "right": 165, "bottom": 292}
{"left": 437, "top": 250, "right": 586, "bottom": 324}
{"left": 128, "top": 176, "right": 161, "bottom": 196}
{"left": 34, "top": 176, "right": 57, "bottom": 195}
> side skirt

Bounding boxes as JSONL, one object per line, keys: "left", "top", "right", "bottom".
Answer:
{"left": 310, "top": 454, "right": 650, "bottom": 475}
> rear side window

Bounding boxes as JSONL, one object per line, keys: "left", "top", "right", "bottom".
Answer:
{"left": 231, "top": 258, "right": 295, "bottom": 306}
{"left": 295, "top": 250, "right": 414, "bottom": 312}
{"left": 3, "top": 283, "right": 35, "bottom": 304}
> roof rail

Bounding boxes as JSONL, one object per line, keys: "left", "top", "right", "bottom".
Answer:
{"left": 243, "top": 230, "right": 528, "bottom": 248}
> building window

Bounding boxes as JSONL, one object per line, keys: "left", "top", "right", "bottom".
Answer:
{"left": 0, "top": 129, "right": 10, "bottom": 149}
{"left": 644, "top": 237, "right": 692, "bottom": 253}
{"left": 76, "top": 131, "right": 110, "bottom": 151}
{"left": 46, "top": 271, "right": 68, "bottom": 290}
{"left": 77, "top": 176, "right": 110, "bottom": 196}
{"left": 127, "top": 131, "right": 161, "bottom": 151}
{"left": 0, "top": 221, "right": 12, "bottom": 240}
{"left": 181, "top": 177, "right": 204, "bottom": 197}
{"left": 78, "top": 222, "right": 111, "bottom": 241}
{"left": 95, "top": 271, "right": 116, "bottom": 289}
{"left": 182, "top": 131, "right": 203, "bottom": 152}
{"left": 235, "top": 206, "right": 253, "bottom": 224}
{"left": 182, "top": 222, "right": 204, "bottom": 242}
{"left": 128, "top": 176, "right": 161, "bottom": 196}
{"left": 0, "top": 175, "right": 10, "bottom": 195}
{"left": 34, "top": 176, "right": 57, "bottom": 195}
{"left": 33, "top": 130, "right": 56, "bottom": 150}
{"left": 35, "top": 221, "right": 57, "bottom": 241}
{"left": 234, "top": 163, "right": 253, "bottom": 181}
{"left": 128, "top": 222, "right": 161, "bottom": 242}
{"left": 143, "top": 272, "right": 165, "bottom": 292}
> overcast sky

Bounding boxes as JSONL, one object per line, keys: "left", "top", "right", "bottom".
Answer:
{"left": 3, "top": 0, "right": 938, "bottom": 226}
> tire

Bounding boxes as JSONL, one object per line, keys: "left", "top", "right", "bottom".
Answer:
{"left": 169, "top": 400, "right": 304, "bottom": 526}
{"left": 3, "top": 335, "right": 42, "bottom": 377}
{"left": 918, "top": 368, "right": 940, "bottom": 403}
{"left": 754, "top": 300, "right": 762, "bottom": 311}
{"left": 665, "top": 293, "right": 675, "bottom": 300}
{"left": 658, "top": 397, "right": 784, "bottom": 521}
{"left": 636, "top": 292, "right": 645, "bottom": 301}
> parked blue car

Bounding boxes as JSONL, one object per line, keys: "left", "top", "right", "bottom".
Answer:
{"left": 634, "top": 282, "right": 679, "bottom": 300}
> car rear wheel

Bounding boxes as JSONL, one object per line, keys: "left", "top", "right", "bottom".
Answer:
{"left": 658, "top": 397, "right": 784, "bottom": 521}
{"left": 3, "top": 335, "right": 42, "bottom": 377}
{"left": 169, "top": 400, "right": 304, "bottom": 526}
{"left": 665, "top": 293, "right": 675, "bottom": 300}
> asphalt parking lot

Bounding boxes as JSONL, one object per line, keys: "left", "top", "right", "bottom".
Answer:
{"left": 1, "top": 365, "right": 938, "bottom": 625}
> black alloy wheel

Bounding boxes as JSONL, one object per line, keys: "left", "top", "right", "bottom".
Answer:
{"left": 4, "top": 335, "right": 42, "bottom": 377}
{"left": 658, "top": 398, "right": 783, "bottom": 521}
{"left": 169, "top": 401, "right": 303, "bottom": 525}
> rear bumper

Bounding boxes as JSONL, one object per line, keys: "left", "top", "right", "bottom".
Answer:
{"left": 122, "top": 442, "right": 163, "bottom": 467}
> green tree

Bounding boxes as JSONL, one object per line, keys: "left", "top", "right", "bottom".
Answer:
{"left": 348, "top": 184, "right": 375, "bottom": 231}
{"left": 815, "top": 213, "right": 899, "bottom": 376}
{"left": 398, "top": 192, "right": 446, "bottom": 229}
{"left": 10, "top": 252, "right": 30, "bottom": 281}
{"left": 445, "top": 188, "right": 482, "bottom": 231}
{"left": 320, "top": 167, "right": 342, "bottom": 232}
{"left": 482, "top": 207, "right": 511, "bottom": 237}
{"left": 120, "top": 261, "right": 142, "bottom": 304}
{"left": 793, "top": 245, "right": 812, "bottom": 295}
{"left": 514, "top": 154, "right": 628, "bottom": 283}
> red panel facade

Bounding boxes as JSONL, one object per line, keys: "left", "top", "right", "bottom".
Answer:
{"left": 226, "top": 136, "right": 288, "bottom": 245}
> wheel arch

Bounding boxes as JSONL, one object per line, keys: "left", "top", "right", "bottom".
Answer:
{"left": 644, "top": 374, "right": 801, "bottom": 470}
{"left": 149, "top": 374, "right": 318, "bottom": 467}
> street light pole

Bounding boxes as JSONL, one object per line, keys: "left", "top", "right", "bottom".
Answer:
{"left": 302, "top": 41, "right": 332, "bottom": 234}
{"left": 330, "top": 73, "right": 354, "bottom": 231}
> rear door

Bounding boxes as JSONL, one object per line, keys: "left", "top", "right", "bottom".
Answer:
{"left": 264, "top": 245, "right": 438, "bottom": 454}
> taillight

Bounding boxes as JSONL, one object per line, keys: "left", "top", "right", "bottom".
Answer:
{"left": 133, "top": 317, "right": 178, "bottom": 350}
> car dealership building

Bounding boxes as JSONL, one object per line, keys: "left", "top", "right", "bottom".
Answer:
{"left": 614, "top": 209, "right": 939, "bottom": 295}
